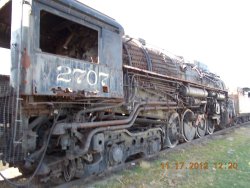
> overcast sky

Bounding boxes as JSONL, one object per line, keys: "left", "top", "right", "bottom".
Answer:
{"left": 0, "top": 0, "right": 249, "bottom": 89}
{"left": 79, "top": 0, "right": 250, "bottom": 89}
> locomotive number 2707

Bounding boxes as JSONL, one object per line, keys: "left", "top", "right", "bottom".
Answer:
{"left": 56, "top": 66, "right": 109, "bottom": 86}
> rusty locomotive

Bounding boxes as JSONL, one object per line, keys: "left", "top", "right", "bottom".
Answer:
{"left": 0, "top": 0, "right": 249, "bottom": 185}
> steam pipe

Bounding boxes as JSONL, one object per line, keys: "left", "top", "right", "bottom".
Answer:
{"left": 75, "top": 102, "right": 124, "bottom": 122}
{"left": 28, "top": 115, "right": 48, "bottom": 129}
{"left": 66, "top": 105, "right": 178, "bottom": 158}
{"left": 52, "top": 101, "right": 176, "bottom": 135}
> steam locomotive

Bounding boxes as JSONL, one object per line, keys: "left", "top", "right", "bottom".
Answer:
{"left": 0, "top": 0, "right": 249, "bottom": 185}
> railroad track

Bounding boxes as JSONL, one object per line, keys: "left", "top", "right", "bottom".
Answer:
{"left": 51, "top": 122, "right": 250, "bottom": 188}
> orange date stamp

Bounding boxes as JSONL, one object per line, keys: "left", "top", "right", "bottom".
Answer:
{"left": 161, "top": 161, "right": 238, "bottom": 170}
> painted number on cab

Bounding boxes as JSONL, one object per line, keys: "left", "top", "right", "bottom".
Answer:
{"left": 56, "top": 66, "right": 109, "bottom": 86}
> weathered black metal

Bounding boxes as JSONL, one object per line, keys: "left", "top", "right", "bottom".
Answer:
{"left": 0, "top": 0, "right": 249, "bottom": 186}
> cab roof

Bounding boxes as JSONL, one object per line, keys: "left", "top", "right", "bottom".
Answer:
{"left": 38, "top": 0, "right": 124, "bottom": 35}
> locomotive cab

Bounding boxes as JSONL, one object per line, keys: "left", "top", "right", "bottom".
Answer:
{"left": 0, "top": 0, "right": 125, "bottom": 171}
{"left": 3, "top": 0, "right": 124, "bottom": 99}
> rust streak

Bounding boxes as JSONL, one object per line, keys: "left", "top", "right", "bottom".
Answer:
{"left": 21, "top": 48, "right": 31, "bottom": 69}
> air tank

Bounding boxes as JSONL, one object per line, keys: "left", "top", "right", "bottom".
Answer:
{"left": 217, "top": 93, "right": 226, "bottom": 100}
{"left": 208, "top": 92, "right": 226, "bottom": 100}
{"left": 181, "top": 86, "right": 208, "bottom": 98}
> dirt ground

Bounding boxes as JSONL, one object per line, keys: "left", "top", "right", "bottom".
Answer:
{"left": 1, "top": 124, "right": 250, "bottom": 188}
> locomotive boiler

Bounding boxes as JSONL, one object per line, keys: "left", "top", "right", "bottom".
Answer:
{"left": 0, "top": 0, "right": 245, "bottom": 185}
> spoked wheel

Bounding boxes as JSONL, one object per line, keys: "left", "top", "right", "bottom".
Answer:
{"left": 181, "top": 109, "right": 196, "bottom": 142}
{"left": 196, "top": 116, "right": 207, "bottom": 138}
{"left": 165, "top": 112, "right": 180, "bottom": 148}
{"left": 206, "top": 118, "right": 215, "bottom": 135}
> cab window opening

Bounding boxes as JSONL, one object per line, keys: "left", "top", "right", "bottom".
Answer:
{"left": 40, "top": 10, "right": 98, "bottom": 63}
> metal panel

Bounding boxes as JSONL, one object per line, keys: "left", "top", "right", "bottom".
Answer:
{"left": 21, "top": 0, "right": 124, "bottom": 99}
{"left": 33, "top": 53, "right": 123, "bottom": 98}
{"left": 101, "top": 29, "right": 123, "bottom": 97}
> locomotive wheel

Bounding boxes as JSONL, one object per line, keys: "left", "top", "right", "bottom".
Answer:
{"left": 206, "top": 119, "right": 215, "bottom": 134}
{"left": 165, "top": 112, "right": 180, "bottom": 148}
{"left": 196, "top": 117, "right": 207, "bottom": 138}
{"left": 181, "top": 109, "right": 196, "bottom": 142}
